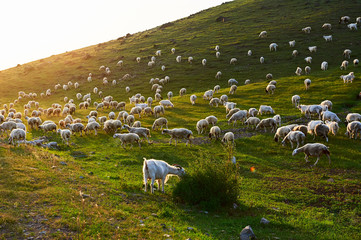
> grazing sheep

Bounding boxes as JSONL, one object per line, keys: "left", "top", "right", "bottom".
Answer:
{"left": 225, "top": 102, "right": 237, "bottom": 113}
{"left": 304, "top": 78, "right": 311, "bottom": 90}
{"left": 188, "top": 56, "right": 193, "bottom": 64}
{"left": 281, "top": 131, "right": 305, "bottom": 149}
{"left": 292, "top": 50, "right": 299, "bottom": 57}
{"left": 202, "top": 59, "right": 207, "bottom": 66}
{"left": 321, "top": 111, "right": 340, "bottom": 122}
{"left": 339, "top": 16, "right": 350, "bottom": 24}
{"left": 122, "top": 124, "right": 151, "bottom": 143}
{"left": 230, "top": 58, "right": 237, "bottom": 64}
{"left": 273, "top": 114, "right": 282, "bottom": 127}
{"left": 66, "top": 123, "right": 84, "bottom": 136}
{"left": 341, "top": 72, "right": 355, "bottom": 84}
{"left": 209, "top": 126, "right": 221, "bottom": 140}
{"left": 321, "top": 61, "right": 328, "bottom": 71}
{"left": 152, "top": 117, "right": 168, "bottom": 131}
{"left": 259, "top": 31, "right": 267, "bottom": 38}
{"left": 292, "top": 125, "right": 308, "bottom": 136}
{"left": 248, "top": 108, "right": 258, "bottom": 117}
{"left": 39, "top": 123, "right": 57, "bottom": 133}
{"left": 108, "top": 111, "right": 116, "bottom": 120}
{"left": 57, "top": 129, "right": 71, "bottom": 145}
{"left": 245, "top": 117, "right": 261, "bottom": 129}
{"left": 216, "top": 51, "right": 220, "bottom": 58}
{"left": 209, "top": 98, "right": 221, "bottom": 107}
{"left": 347, "top": 23, "right": 357, "bottom": 30}
{"left": 308, "top": 46, "right": 317, "bottom": 53}
{"left": 255, "top": 118, "right": 277, "bottom": 132}
{"left": 305, "top": 66, "right": 311, "bottom": 75}
{"left": 179, "top": 88, "right": 186, "bottom": 97}
{"left": 292, "top": 95, "right": 301, "bottom": 108}
{"left": 215, "top": 45, "right": 220, "bottom": 51}
{"left": 162, "top": 128, "right": 193, "bottom": 146}
{"left": 289, "top": 40, "right": 295, "bottom": 47}
{"left": 222, "top": 132, "right": 235, "bottom": 145}
{"left": 126, "top": 115, "right": 135, "bottom": 126}
{"left": 228, "top": 78, "right": 238, "bottom": 86}
{"left": 343, "top": 49, "right": 352, "bottom": 59}
{"left": 292, "top": 143, "right": 330, "bottom": 166}
{"left": 323, "top": 35, "right": 332, "bottom": 42}
{"left": 125, "top": 86, "right": 130, "bottom": 93}
{"left": 167, "top": 91, "right": 173, "bottom": 100}
{"left": 314, "top": 123, "right": 330, "bottom": 142}
{"left": 304, "top": 56, "right": 312, "bottom": 64}
{"left": 226, "top": 108, "right": 240, "bottom": 119}
{"left": 322, "top": 23, "right": 332, "bottom": 29}
{"left": 159, "top": 100, "right": 174, "bottom": 108}
{"left": 258, "top": 105, "right": 274, "bottom": 115}
{"left": 346, "top": 113, "right": 361, "bottom": 123}
{"left": 325, "top": 121, "right": 339, "bottom": 136}
{"left": 269, "top": 43, "right": 278, "bottom": 51}
{"left": 213, "top": 85, "right": 220, "bottom": 93}
{"left": 8, "top": 129, "right": 26, "bottom": 146}
{"left": 196, "top": 119, "right": 209, "bottom": 134}
{"left": 245, "top": 79, "right": 251, "bottom": 85}
{"left": 220, "top": 95, "right": 228, "bottom": 105}
{"left": 306, "top": 105, "right": 323, "bottom": 119}
{"left": 190, "top": 95, "right": 197, "bottom": 105}
{"left": 340, "top": 60, "right": 349, "bottom": 70}
{"left": 353, "top": 59, "right": 359, "bottom": 66}
{"left": 260, "top": 57, "right": 264, "bottom": 64}
{"left": 302, "top": 26, "right": 311, "bottom": 33}
{"left": 247, "top": 50, "right": 252, "bottom": 56}
{"left": 345, "top": 121, "right": 361, "bottom": 139}
{"left": 153, "top": 105, "right": 165, "bottom": 118}
{"left": 143, "top": 158, "right": 185, "bottom": 194}
{"left": 84, "top": 122, "right": 100, "bottom": 135}
{"left": 113, "top": 133, "right": 141, "bottom": 149}
{"left": 266, "top": 73, "right": 273, "bottom": 80}
{"left": 205, "top": 115, "right": 217, "bottom": 126}
{"left": 307, "top": 120, "right": 324, "bottom": 136}
{"left": 229, "top": 85, "right": 237, "bottom": 95}
{"left": 265, "top": 84, "right": 276, "bottom": 94}
{"left": 274, "top": 126, "right": 291, "bottom": 142}
{"left": 215, "top": 71, "right": 222, "bottom": 79}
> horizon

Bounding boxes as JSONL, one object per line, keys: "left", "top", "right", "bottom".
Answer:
{"left": 0, "top": 0, "right": 228, "bottom": 71}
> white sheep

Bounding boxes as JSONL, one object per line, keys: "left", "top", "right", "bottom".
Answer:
{"left": 346, "top": 113, "right": 361, "bottom": 123}
{"left": 308, "top": 46, "right": 317, "bottom": 53}
{"left": 266, "top": 73, "right": 273, "bottom": 80}
{"left": 225, "top": 102, "right": 237, "bottom": 113}
{"left": 281, "top": 131, "right": 305, "bottom": 149}
{"left": 302, "top": 26, "right": 311, "bottom": 33}
{"left": 167, "top": 91, "right": 173, "bottom": 100}
{"left": 291, "top": 95, "right": 301, "bottom": 108}
{"left": 66, "top": 123, "right": 84, "bottom": 136}
{"left": 230, "top": 58, "right": 237, "bottom": 64}
{"left": 274, "top": 126, "right": 291, "bottom": 142}
{"left": 321, "top": 61, "right": 328, "bottom": 71}
{"left": 322, "top": 23, "right": 332, "bottom": 29}
{"left": 325, "top": 121, "right": 339, "bottom": 136}
{"left": 84, "top": 121, "right": 100, "bottom": 135}
{"left": 153, "top": 105, "right": 165, "bottom": 118}
{"left": 292, "top": 143, "right": 330, "bottom": 166}
{"left": 209, "top": 126, "right": 221, "bottom": 140}
{"left": 213, "top": 85, "right": 220, "bottom": 93}
{"left": 57, "top": 129, "right": 71, "bottom": 145}
{"left": 248, "top": 108, "right": 258, "bottom": 117}
{"left": 216, "top": 51, "right": 220, "bottom": 58}
{"left": 179, "top": 88, "right": 186, "bottom": 97}
{"left": 220, "top": 95, "right": 228, "bottom": 105}
{"left": 245, "top": 117, "right": 260, "bottom": 129}
{"left": 340, "top": 60, "right": 349, "bottom": 70}
{"left": 162, "top": 128, "right": 193, "bottom": 146}
{"left": 113, "top": 133, "right": 141, "bottom": 149}
{"left": 143, "top": 158, "right": 185, "bottom": 194}
{"left": 245, "top": 79, "right": 251, "bottom": 85}
{"left": 205, "top": 115, "right": 217, "bottom": 126}
{"left": 122, "top": 125, "right": 151, "bottom": 143}
{"left": 347, "top": 23, "right": 357, "bottom": 30}
{"left": 39, "top": 123, "right": 57, "bottom": 133}
{"left": 304, "top": 56, "right": 312, "bottom": 63}
{"left": 265, "top": 84, "right": 276, "bottom": 94}
{"left": 159, "top": 100, "right": 174, "bottom": 108}
{"left": 269, "top": 43, "right": 278, "bottom": 51}
{"left": 321, "top": 111, "right": 340, "bottom": 122}
{"left": 228, "top": 110, "right": 248, "bottom": 126}
{"left": 289, "top": 40, "right": 295, "bottom": 47}
{"left": 307, "top": 120, "right": 324, "bottom": 136}
{"left": 273, "top": 114, "right": 282, "bottom": 127}
{"left": 353, "top": 59, "right": 359, "bottom": 66}
{"left": 345, "top": 121, "right": 361, "bottom": 139}
{"left": 304, "top": 78, "right": 311, "bottom": 90}
{"left": 203, "top": 90, "right": 214, "bottom": 100}
{"left": 259, "top": 31, "right": 267, "bottom": 38}
{"left": 343, "top": 49, "right": 352, "bottom": 59}
{"left": 260, "top": 57, "right": 264, "bottom": 64}
{"left": 202, "top": 59, "right": 207, "bottom": 66}
{"left": 305, "top": 66, "right": 311, "bottom": 75}
{"left": 229, "top": 85, "right": 237, "bottom": 95}
{"left": 292, "top": 50, "right": 299, "bottom": 57}
{"left": 255, "top": 118, "right": 277, "bottom": 132}
{"left": 196, "top": 119, "right": 209, "bottom": 134}
{"left": 125, "top": 86, "right": 130, "bottom": 93}
{"left": 190, "top": 95, "right": 197, "bottom": 105}
{"left": 215, "top": 71, "right": 222, "bottom": 79}
{"left": 152, "top": 117, "right": 168, "bottom": 131}
{"left": 222, "top": 132, "right": 235, "bottom": 145}
{"left": 306, "top": 105, "right": 323, "bottom": 119}
{"left": 226, "top": 108, "right": 240, "bottom": 119}
{"left": 8, "top": 128, "right": 26, "bottom": 146}
{"left": 258, "top": 105, "right": 274, "bottom": 115}
{"left": 323, "top": 35, "right": 332, "bottom": 42}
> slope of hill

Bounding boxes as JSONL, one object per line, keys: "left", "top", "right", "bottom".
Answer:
{"left": 0, "top": 0, "right": 361, "bottom": 239}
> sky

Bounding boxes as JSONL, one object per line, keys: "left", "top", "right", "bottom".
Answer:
{"left": 0, "top": 0, "right": 228, "bottom": 71}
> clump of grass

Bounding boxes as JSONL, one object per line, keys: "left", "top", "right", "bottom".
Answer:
{"left": 172, "top": 152, "right": 240, "bottom": 211}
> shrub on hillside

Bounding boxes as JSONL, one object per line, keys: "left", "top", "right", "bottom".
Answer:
{"left": 172, "top": 156, "right": 240, "bottom": 211}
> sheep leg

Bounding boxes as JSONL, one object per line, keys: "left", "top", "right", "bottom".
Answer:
{"left": 121, "top": 142, "right": 126, "bottom": 149}
{"left": 290, "top": 141, "right": 294, "bottom": 149}
{"left": 95, "top": 129, "right": 97, "bottom": 136}
{"left": 327, "top": 154, "right": 331, "bottom": 165}
{"left": 150, "top": 178, "right": 155, "bottom": 194}
{"left": 305, "top": 154, "right": 310, "bottom": 163}
{"left": 313, "top": 157, "right": 320, "bottom": 166}
{"left": 144, "top": 177, "right": 148, "bottom": 192}
{"left": 138, "top": 140, "right": 141, "bottom": 149}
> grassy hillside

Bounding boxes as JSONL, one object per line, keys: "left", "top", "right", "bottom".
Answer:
{"left": 1, "top": 0, "right": 361, "bottom": 239}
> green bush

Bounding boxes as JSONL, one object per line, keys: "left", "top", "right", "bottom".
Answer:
{"left": 172, "top": 155, "right": 241, "bottom": 211}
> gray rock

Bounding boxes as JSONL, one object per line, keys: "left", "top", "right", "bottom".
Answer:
{"left": 260, "top": 217, "right": 270, "bottom": 224}
{"left": 240, "top": 225, "right": 256, "bottom": 240}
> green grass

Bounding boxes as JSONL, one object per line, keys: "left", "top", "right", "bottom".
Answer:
{"left": 1, "top": 0, "right": 361, "bottom": 239}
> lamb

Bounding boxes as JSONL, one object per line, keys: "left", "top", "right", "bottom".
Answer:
{"left": 256, "top": 118, "right": 277, "bottom": 132}
{"left": 321, "top": 61, "right": 328, "bottom": 71}
{"left": 322, "top": 23, "right": 332, "bottom": 29}
{"left": 229, "top": 85, "right": 237, "bottom": 95}
{"left": 325, "top": 121, "right": 339, "bottom": 136}
{"left": 209, "top": 98, "right": 221, "bottom": 107}
{"left": 345, "top": 121, "right": 361, "bottom": 139}
{"left": 304, "top": 57, "right": 312, "bottom": 64}
{"left": 245, "top": 117, "right": 260, "bottom": 129}
{"left": 230, "top": 58, "right": 237, "bottom": 64}
{"left": 314, "top": 123, "right": 330, "bottom": 142}
{"left": 304, "top": 78, "right": 311, "bottom": 90}
{"left": 281, "top": 131, "right": 305, "bottom": 149}
{"left": 346, "top": 113, "right": 361, "bottom": 123}
{"left": 265, "top": 84, "right": 276, "bottom": 94}
{"left": 292, "top": 95, "right": 301, "bottom": 108}
{"left": 179, "top": 88, "right": 186, "bottom": 97}
{"left": 8, "top": 129, "right": 26, "bottom": 146}
{"left": 269, "top": 43, "right": 278, "bottom": 51}
{"left": 153, "top": 105, "right": 165, "bottom": 118}
{"left": 143, "top": 158, "right": 185, "bottom": 194}
{"left": 84, "top": 121, "right": 101, "bottom": 135}
{"left": 273, "top": 114, "right": 281, "bottom": 127}
{"left": 205, "top": 116, "right": 217, "bottom": 126}
{"left": 343, "top": 49, "right": 352, "bottom": 59}
{"left": 302, "top": 26, "right": 311, "bottom": 33}
{"left": 340, "top": 60, "right": 349, "bottom": 70}
{"left": 57, "top": 129, "right": 71, "bottom": 145}
{"left": 259, "top": 31, "right": 267, "bottom": 38}
{"left": 39, "top": 123, "right": 57, "bottom": 133}
{"left": 152, "top": 117, "right": 168, "bottom": 131}
{"left": 347, "top": 23, "right": 357, "bottom": 30}
{"left": 305, "top": 66, "right": 311, "bottom": 75}
{"left": 228, "top": 110, "right": 247, "bottom": 126}
{"left": 160, "top": 100, "right": 174, "bottom": 108}
{"left": 222, "top": 132, "right": 235, "bottom": 145}
{"left": 323, "top": 35, "right": 332, "bottom": 42}
{"left": 292, "top": 143, "right": 330, "bottom": 166}
{"left": 289, "top": 40, "right": 295, "bottom": 47}
{"left": 248, "top": 108, "right": 258, "bottom": 117}
{"left": 113, "top": 133, "right": 141, "bottom": 149}
{"left": 190, "top": 95, "right": 197, "bottom": 105}
{"left": 162, "top": 128, "right": 193, "bottom": 146}
{"left": 321, "top": 111, "right": 340, "bottom": 122}
{"left": 258, "top": 105, "right": 274, "bottom": 115}
{"left": 66, "top": 123, "right": 85, "bottom": 136}
{"left": 274, "top": 126, "right": 291, "bottom": 142}
{"left": 308, "top": 46, "right": 317, "bottom": 53}
{"left": 209, "top": 126, "right": 221, "bottom": 140}
{"left": 122, "top": 124, "right": 151, "bottom": 143}
{"left": 132, "top": 121, "right": 141, "bottom": 128}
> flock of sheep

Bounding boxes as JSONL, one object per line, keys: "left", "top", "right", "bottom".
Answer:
{"left": 0, "top": 15, "right": 361, "bottom": 193}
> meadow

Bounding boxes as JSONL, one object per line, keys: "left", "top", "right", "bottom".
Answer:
{"left": 0, "top": 0, "right": 361, "bottom": 239}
